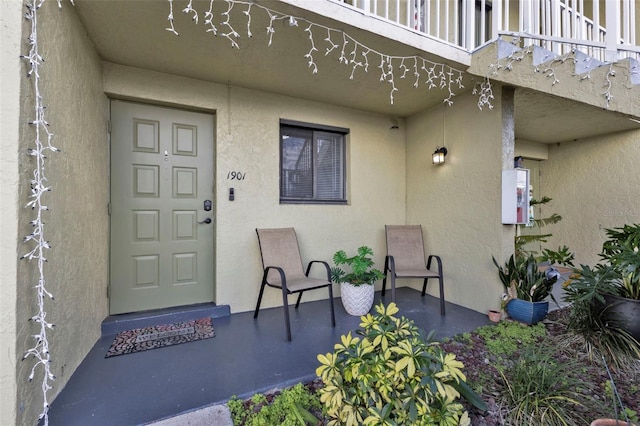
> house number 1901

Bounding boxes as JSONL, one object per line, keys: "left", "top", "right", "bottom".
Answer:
{"left": 227, "top": 171, "right": 246, "bottom": 180}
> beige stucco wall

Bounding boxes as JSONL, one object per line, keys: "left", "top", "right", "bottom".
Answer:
{"left": 405, "top": 88, "right": 509, "bottom": 314}
{"left": 0, "top": 1, "right": 24, "bottom": 423}
{"left": 516, "top": 139, "right": 549, "bottom": 160}
{"left": 541, "top": 129, "right": 640, "bottom": 267}
{"left": 13, "top": 2, "right": 109, "bottom": 424}
{"left": 104, "top": 63, "right": 407, "bottom": 314}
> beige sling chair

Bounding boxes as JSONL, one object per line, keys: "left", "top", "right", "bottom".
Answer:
{"left": 254, "top": 228, "right": 335, "bottom": 341}
{"left": 382, "top": 225, "right": 445, "bottom": 315}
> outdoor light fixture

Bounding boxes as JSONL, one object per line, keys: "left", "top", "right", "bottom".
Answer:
{"left": 432, "top": 146, "right": 447, "bottom": 164}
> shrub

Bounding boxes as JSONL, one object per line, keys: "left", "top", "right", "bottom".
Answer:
{"left": 227, "top": 383, "right": 321, "bottom": 426}
{"left": 316, "top": 302, "right": 484, "bottom": 426}
{"left": 564, "top": 264, "right": 640, "bottom": 369}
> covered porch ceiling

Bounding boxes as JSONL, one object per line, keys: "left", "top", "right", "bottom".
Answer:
{"left": 73, "top": 0, "right": 640, "bottom": 144}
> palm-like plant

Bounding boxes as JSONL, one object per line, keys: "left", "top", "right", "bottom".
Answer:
{"left": 563, "top": 224, "right": 640, "bottom": 368}
{"left": 600, "top": 223, "right": 640, "bottom": 300}
{"left": 515, "top": 196, "right": 562, "bottom": 258}
{"left": 331, "top": 246, "right": 384, "bottom": 286}
{"left": 563, "top": 264, "right": 640, "bottom": 368}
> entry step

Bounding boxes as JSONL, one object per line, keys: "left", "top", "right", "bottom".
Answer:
{"left": 101, "top": 303, "right": 231, "bottom": 336}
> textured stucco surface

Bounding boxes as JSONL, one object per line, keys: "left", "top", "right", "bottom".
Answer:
{"left": 0, "top": 1, "right": 23, "bottom": 423}
{"left": 469, "top": 41, "right": 640, "bottom": 120}
{"left": 405, "top": 88, "right": 510, "bottom": 314}
{"left": 5, "top": 3, "right": 638, "bottom": 423}
{"left": 13, "top": 2, "right": 109, "bottom": 425}
{"left": 541, "top": 129, "right": 640, "bottom": 267}
{"left": 104, "top": 63, "right": 407, "bottom": 314}
{"left": 515, "top": 139, "right": 549, "bottom": 160}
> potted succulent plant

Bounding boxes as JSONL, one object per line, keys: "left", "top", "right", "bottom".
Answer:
{"left": 331, "top": 246, "right": 384, "bottom": 316}
{"left": 493, "top": 253, "right": 559, "bottom": 324}
{"left": 492, "top": 194, "right": 572, "bottom": 324}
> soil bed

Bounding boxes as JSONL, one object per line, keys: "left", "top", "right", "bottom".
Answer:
{"left": 440, "top": 308, "right": 639, "bottom": 425}
{"left": 237, "top": 307, "right": 639, "bottom": 425}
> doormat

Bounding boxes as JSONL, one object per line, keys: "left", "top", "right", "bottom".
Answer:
{"left": 105, "top": 317, "right": 215, "bottom": 358}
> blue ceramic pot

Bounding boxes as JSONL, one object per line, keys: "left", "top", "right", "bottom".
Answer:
{"left": 506, "top": 299, "right": 549, "bottom": 325}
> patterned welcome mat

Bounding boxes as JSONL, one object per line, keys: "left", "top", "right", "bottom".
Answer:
{"left": 105, "top": 317, "right": 215, "bottom": 358}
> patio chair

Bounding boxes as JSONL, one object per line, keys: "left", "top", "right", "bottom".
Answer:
{"left": 382, "top": 225, "right": 445, "bottom": 315}
{"left": 254, "top": 227, "right": 335, "bottom": 341}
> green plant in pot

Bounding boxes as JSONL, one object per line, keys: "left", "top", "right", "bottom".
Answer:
{"left": 493, "top": 195, "right": 572, "bottom": 324}
{"left": 493, "top": 253, "right": 559, "bottom": 324}
{"left": 564, "top": 224, "right": 640, "bottom": 368}
{"left": 331, "top": 246, "right": 384, "bottom": 316}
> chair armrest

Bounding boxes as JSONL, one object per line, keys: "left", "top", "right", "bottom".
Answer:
{"left": 263, "top": 266, "right": 288, "bottom": 292}
{"left": 305, "top": 260, "right": 332, "bottom": 282}
{"left": 384, "top": 255, "right": 395, "bottom": 274}
{"left": 427, "top": 255, "right": 442, "bottom": 273}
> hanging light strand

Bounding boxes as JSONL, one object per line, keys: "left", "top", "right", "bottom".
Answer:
{"left": 166, "top": 0, "right": 465, "bottom": 106}
{"left": 20, "top": 0, "right": 67, "bottom": 424}
{"left": 478, "top": 35, "right": 622, "bottom": 110}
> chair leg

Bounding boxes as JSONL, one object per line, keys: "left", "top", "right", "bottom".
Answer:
{"left": 254, "top": 281, "right": 267, "bottom": 319}
{"left": 421, "top": 277, "right": 445, "bottom": 315}
{"left": 438, "top": 275, "right": 445, "bottom": 316}
{"left": 390, "top": 274, "right": 396, "bottom": 303}
{"left": 382, "top": 258, "right": 389, "bottom": 297}
{"left": 281, "top": 287, "right": 292, "bottom": 342}
{"left": 421, "top": 278, "right": 429, "bottom": 297}
{"left": 328, "top": 285, "right": 336, "bottom": 327}
{"left": 295, "top": 292, "right": 303, "bottom": 309}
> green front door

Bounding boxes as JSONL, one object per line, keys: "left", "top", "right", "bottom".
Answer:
{"left": 109, "top": 100, "right": 215, "bottom": 314}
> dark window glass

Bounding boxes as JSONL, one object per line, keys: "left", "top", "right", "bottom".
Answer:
{"left": 280, "top": 124, "right": 346, "bottom": 204}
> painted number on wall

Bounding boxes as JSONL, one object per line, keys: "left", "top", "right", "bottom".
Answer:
{"left": 227, "top": 171, "right": 246, "bottom": 181}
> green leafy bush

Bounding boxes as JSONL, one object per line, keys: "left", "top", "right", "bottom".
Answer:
{"left": 227, "top": 383, "right": 321, "bottom": 426}
{"left": 316, "top": 302, "right": 484, "bottom": 426}
{"left": 564, "top": 263, "right": 640, "bottom": 369}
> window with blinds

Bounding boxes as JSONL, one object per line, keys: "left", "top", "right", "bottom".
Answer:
{"left": 280, "top": 122, "right": 347, "bottom": 204}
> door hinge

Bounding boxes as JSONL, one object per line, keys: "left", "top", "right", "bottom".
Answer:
{"left": 108, "top": 202, "right": 111, "bottom": 215}
{"left": 107, "top": 285, "right": 110, "bottom": 298}
{"left": 107, "top": 120, "right": 112, "bottom": 134}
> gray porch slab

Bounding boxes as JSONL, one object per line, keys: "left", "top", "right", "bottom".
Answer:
{"left": 46, "top": 288, "right": 491, "bottom": 426}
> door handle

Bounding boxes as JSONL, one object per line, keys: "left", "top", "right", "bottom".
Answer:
{"left": 198, "top": 218, "right": 212, "bottom": 224}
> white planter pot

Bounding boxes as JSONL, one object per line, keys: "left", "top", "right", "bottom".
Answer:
{"left": 340, "top": 282, "right": 375, "bottom": 316}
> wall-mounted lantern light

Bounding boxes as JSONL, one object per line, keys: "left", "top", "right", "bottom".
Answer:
{"left": 432, "top": 146, "right": 447, "bottom": 164}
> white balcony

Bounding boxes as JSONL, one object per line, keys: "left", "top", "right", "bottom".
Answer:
{"left": 336, "top": 0, "right": 639, "bottom": 62}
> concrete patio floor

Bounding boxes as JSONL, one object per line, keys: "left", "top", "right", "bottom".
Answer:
{"left": 46, "top": 287, "right": 492, "bottom": 426}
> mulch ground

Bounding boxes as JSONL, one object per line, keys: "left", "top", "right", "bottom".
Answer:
{"left": 241, "top": 307, "right": 639, "bottom": 425}
{"left": 441, "top": 308, "right": 640, "bottom": 425}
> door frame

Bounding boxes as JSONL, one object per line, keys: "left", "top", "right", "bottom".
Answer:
{"left": 107, "top": 98, "right": 218, "bottom": 314}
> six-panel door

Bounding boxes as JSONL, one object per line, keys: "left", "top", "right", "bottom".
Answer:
{"left": 110, "top": 100, "right": 215, "bottom": 314}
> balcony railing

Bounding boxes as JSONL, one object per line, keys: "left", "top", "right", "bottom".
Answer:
{"left": 335, "top": 0, "right": 639, "bottom": 61}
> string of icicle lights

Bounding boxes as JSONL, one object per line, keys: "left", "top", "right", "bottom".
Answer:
{"left": 475, "top": 36, "right": 628, "bottom": 110}
{"left": 166, "top": 0, "right": 466, "bottom": 106}
{"left": 20, "top": 0, "right": 70, "bottom": 424}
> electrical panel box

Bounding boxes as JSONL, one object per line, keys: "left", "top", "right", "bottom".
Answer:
{"left": 502, "top": 169, "right": 530, "bottom": 225}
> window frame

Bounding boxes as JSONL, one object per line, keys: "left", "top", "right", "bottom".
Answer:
{"left": 279, "top": 119, "right": 348, "bottom": 205}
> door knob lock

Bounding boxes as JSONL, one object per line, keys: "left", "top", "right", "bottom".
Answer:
{"left": 198, "top": 218, "right": 212, "bottom": 224}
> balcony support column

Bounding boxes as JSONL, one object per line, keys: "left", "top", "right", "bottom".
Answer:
{"left": 605, "top": 0, "right": 620, "bottom": 62}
